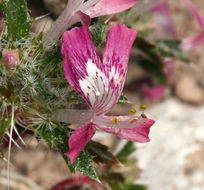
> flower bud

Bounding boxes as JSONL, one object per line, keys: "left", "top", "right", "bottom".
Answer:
{"left": 2, "top": 49, "right": 20, "bottom": 68}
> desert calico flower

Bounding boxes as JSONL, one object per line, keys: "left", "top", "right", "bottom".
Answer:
{"left": 61, "top": 24, "right": 155, "bottom": 164}
{"left": 43, "top": 0, "right": 137, "bottom": 48}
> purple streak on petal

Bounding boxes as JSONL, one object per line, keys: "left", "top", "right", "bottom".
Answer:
{"left": 85, "top": 0, "right": 137, "bottom": 18}
{"left": 61, "top": 26, "right": 104, "bottom": 107}
{"left": 94, "top": 24, "right": 137, "bottom": 114}
{"left": 65, "top": 123, "right": 96, "bottom": 164}
{"left": 151, "top": 2, "right": 176, "bottom": 39}
{"left": 142, "top": 84, "right": 165, "bottom": 101}
{"left": 182, "top": 0, "right": 204, "bottom": 29}
{"left": 76, "top": 11, "right": 91, "bottom": 26}
{"left": 181, "top": 31, "right": 204, "bottom": 51}
{"left": 96, "top": 116, "right": 154, "bottom": 142}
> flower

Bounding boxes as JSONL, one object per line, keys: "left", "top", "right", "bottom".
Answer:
{"left": 61, "top": 24, "right": 155, "bottom": 164}
{"left": 180, "top": 0, "right": 204, "bottom": 51}
{"left": 150, "top": 2, "right": 176, "bottom": 39}
{"left": 43, "top": 0, "right": 137, "bottom": 48}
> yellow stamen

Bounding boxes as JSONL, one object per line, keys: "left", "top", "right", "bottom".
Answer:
{"left": 129, "top": 108, "right": 136, "bottom": 115}
{"left": 140, "top": 105, "right": 147, "bottom": 111}
{"left": 112, "top": 117, "right": 119, "bottom": 124}
{"left": 130, "top": 119, "right": 137, "bottom": 124}
{"left": 141, "top": 113, "right": 147, "bottom": 118}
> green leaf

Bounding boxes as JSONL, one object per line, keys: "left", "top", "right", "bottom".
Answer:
{"left": 87, "top": 141, "right": 120, "bottom": 166}
{"left": 134, "top": 37, "right": 163, "bottom": 65}
{"left": 111, "top": 183, "right": 147, "bottom": 190}
{"left": 132, "top": 54, "right": 167, "bottom": 85}
{"left": 34, "top": 124, "right": 98, "bottom": 181}
{"left": 89, "top": 22, "right": 106, "bottom": 46}
{"left": 1, "top": 0, "right": 32, "bottom": 41}
{"left": 0, "top": 117, "right": 11, "bottom": 158}
{"left": 117, "top": 141, "right": 135, "bottom": 163}
{"left": 133, "top": 37, "right": 167, "bottom": 85}
{"left": 155, "top": 40, "right": 189, "bottom": 63}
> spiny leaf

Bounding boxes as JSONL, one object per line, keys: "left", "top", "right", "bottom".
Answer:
{"left": 1, "top": 0, "right": 32, "bottom": 41}
{"left": 87, "top": 141, "right": 120, "bottom": 166}
{"left": 133, "top": 37, "right": 167, "bottom": 85}
{"left": 33, "top": 124, "right": 98, "bottom": 181}
{"left": 89, "top": 22, "right": 106, "bottom": 46}
{"left": 155, "top": 40, "right": 189, "bottom": 63}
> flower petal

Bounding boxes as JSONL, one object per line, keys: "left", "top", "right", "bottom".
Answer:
{"left": 181, "top": 32, "right": 204, "bottom": 51}
{"left": 61, "top": 26, "right": 106, "bottom": 108}
{"left": 94, "top": 24, "right": 137, "bottom": 115}
{"left": 142, "top": 84, "right": 165, "bottom": 101}
{"left": 151, "top": 2, "right": 176, "bottom": 39}
{"left": 85, "top": 0, "right": 137, "bottom": 18}
{"left": 65, "top": 123, "right": 96, "bottom": 164}
{"left": 95, "top": 116, "right": 154, "bottom": 142}
{"left": 182, "top": 0, "right": 204, "bottom": 29}
{"left": 76, "top": 11, "right": 91, "bottom": 26}
{"left": 180, "top": 0, "right": 204, "bottom": 51}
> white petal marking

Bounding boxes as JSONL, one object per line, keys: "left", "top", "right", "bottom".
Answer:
{"left": 79, "top": 59, "right": 108, "bottom": 107}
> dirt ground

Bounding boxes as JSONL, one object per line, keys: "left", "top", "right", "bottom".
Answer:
{"left": 0, "top": 0, "right": 204, "bottom": 190}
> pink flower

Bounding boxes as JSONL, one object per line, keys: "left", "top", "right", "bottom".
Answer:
{"left": 43, "top": 0, "right": 137, "bottom": 48}
{"left": 150, "top": 2, "right": 176, "bottom": 39}
{"left": 142, "top": 85, "right": 165, "bottom": 101}
{"left": 61, "top": 24, "right": 155, "bottom": 164}
{"left": 180, "top": 0, "right": 204, "bottom": 51}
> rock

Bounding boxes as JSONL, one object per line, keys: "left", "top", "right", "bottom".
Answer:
{"left": 133, "top": 98, "right": 204, "bottom": 190}
{"left": 32, "top": 17, "right": 54, "bottom": 34}
{"left": 43, "top": 0, "right": 67, "bottom": 16}
{"left": 175, "top": 74, "right": 204, "bottom": 104}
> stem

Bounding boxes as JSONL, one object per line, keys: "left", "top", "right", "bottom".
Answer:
{"left": 42, "top": 3, "right": 78, "bottom": 49}
{"left": 7, "top": 101, "right": 15, "bottom": 190}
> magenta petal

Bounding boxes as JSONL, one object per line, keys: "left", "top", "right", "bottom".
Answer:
{"left": 85, "top": 0, "right": 137, "bottom": 18}
{"left": 151, "top": 2, "right": 176, "bottom": 39}
{"left": 65, "top": 123, "right": 96, "bottom": 164}
{"left": 76, "top": 11, "right": 91, "bottom": 26}
{"left": 181, "top": 32, "right": 204, "bottom": 51}
{"left": 94, "top": 24, "right": 137, "bottom": 114}
{"left": 182, "top": 0, "right": 204, "bottom": 29}
{"left": 96, "top": 116, "right": 154, "bottom": 142}
{"left": 142, "top": 84, "right": 165, "bottom": 101}
{"left": 61, "top": 27, "right": 104, "bottom": 107}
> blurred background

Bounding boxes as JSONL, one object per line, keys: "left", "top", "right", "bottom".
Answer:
{"left": 0, "top": 0, "right": 204, "bottom": 189}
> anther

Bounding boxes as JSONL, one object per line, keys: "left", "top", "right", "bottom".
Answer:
{"left": 112, "top": 117, "right": 119, "bottom": 124}
{"left": 140, "top": 105, "right": 147, "bottom": 111}
{"left": 141, "top": 113, "right": 147, "bottom": 118}
{"left": 129, "top": 108, "right": 136, "bottom": 115}
{"left": 130, "top": 119, "right": 137, "bottom": 124}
